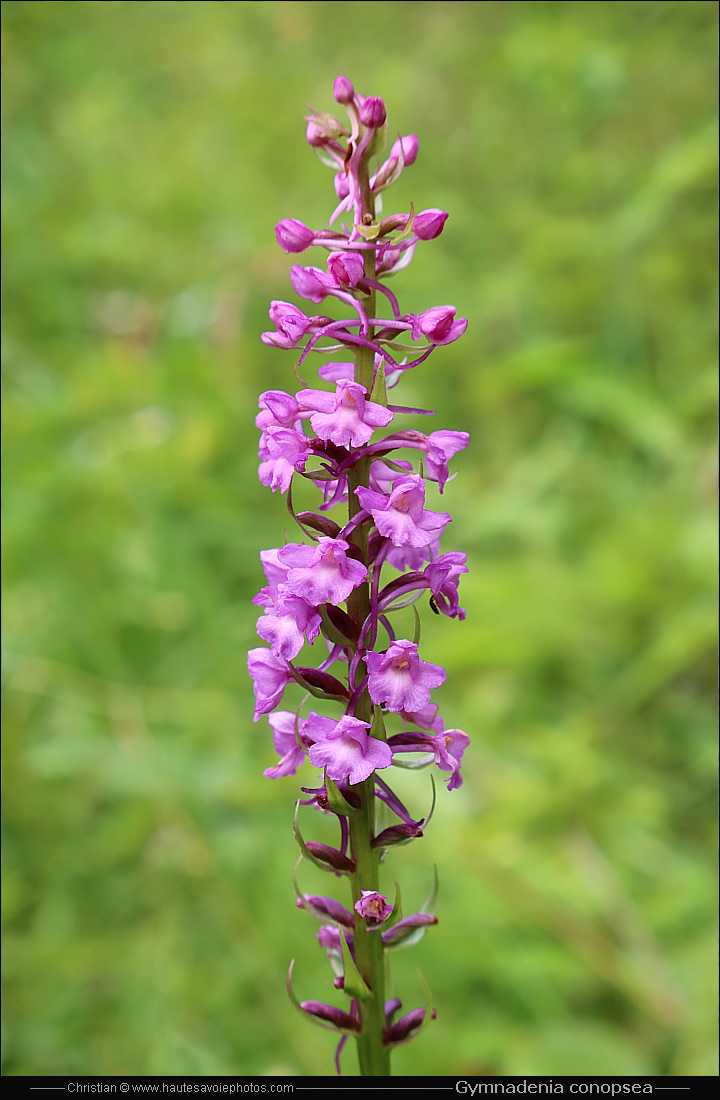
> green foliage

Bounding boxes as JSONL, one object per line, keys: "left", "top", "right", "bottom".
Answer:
{"left": 2, "top": 0, "right": 717, "bottom": 1078}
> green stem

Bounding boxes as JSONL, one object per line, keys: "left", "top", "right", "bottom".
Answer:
{"left": 344, "top": 178, "right": 391, "bottom": 1077}
{"left": 347, "top": 775, "right": 389, "bottom": 1076}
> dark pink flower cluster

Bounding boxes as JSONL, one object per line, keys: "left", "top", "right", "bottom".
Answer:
{"left": 250, "top": 77, "right": 470, "bottom": 1071}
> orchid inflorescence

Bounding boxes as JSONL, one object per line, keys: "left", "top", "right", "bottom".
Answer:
{"left": 248, "top": 75, "right": 470, "bottom": 1077}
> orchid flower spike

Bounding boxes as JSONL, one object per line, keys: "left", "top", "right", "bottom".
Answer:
{"left": 251, "top": 77, "right": 470, "bottom": 1078}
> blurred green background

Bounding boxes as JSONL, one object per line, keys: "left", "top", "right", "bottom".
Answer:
{"left": 2, "top": 0, "right": 717, "bottom": 1079}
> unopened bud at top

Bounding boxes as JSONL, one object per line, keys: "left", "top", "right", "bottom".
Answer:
{"left": 333, "top": 75, "right": 355, "bottom": 105}
{"left": 389, "top": 134, "right": 419, "bottom": 167}
{"left": 358, "top": 95, "right": 387, "bottom": 128}
{"left": 275, "top": 218, "right": 315, "bottom": 253}
{"left": 413, "top": 208, "right": 449, "bottom": 241}
{"left": 304, "top": 109, "right": 348, "bottom": 147}
{"left": 372, "top": 135, "right": 420, "bottom": 191}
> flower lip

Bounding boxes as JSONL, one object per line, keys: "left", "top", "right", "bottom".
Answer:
{"left": 306, "top": 713, "right": 393, "bottom": 785}
{"left": 278, "top": 537, "right": 367, "bottom": 607}
{"left": 247, "top": 647, "right": 290, "bottom": 721}
{"left": 355, "top": 475, "right": 451, "bottom": 549}
{"left": 365, "top": 638, "right": 446, "bottom": 713}
{"left": 297, "top": 379, "right": 394, "bottom": 450}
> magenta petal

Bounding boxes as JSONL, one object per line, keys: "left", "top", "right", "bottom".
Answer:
{"left": 356, "top": 476, "right": 451, "bottom": 549}
{"left": 366, "top": 639, "right": 446, "bottom": 713}
{"left": 298, "top": 381, "right": 393, "bottom": 449}
{"left": 433, "top": 729, "right": 470, "bottom": 789}
{"left": 256, "top": 611, "right": 305, "bottom": 660}
{"left": 264, "top": 711, "right": 306, "bottom": 778}
{"left": 279, "top": 538, "right": 367, "bottom": 607}
{"left": 275, "top": 218, "right": 315, "bottom": 253}
{"left": 247, "top": 647, "right": 289, "bottom": 720}
{"left": 259, "top": 549, "right": 289, "bottom": 587}
{"left": 307, "top": 714, "right": 392, "bottom": 784}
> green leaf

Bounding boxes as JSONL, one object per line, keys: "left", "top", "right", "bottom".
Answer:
{"left": 286, "top": 961, "right": 359, "bottom": 1035}
{"left": 340, "top": 931, "right": 373, "bottom": 1002}
{"left": 370, "top": 362, "right": 388, "bottom": 408}
{"left": 367, "top": 119, "right": 389, "bottom": 159}
{"left": 385, "top": 881, "right": 404, "bottom": 929}
{"left": 421, "top": 864, "right": 440, "bottom": 916}
{"left": 288, "top": 664, "right": 349, "bottom": 702}
{"left": 412, "top": 603, "right": 422, "bottom": 646}
{"left": 370, "top": 705, "right": 387, "bottom": 742}
{"left": 325, "top": 775, "right": 361, "bottom": 817}
{"left": 414, "top": 967, "right": 434, "bottom": 1041}
{"left": 356, "top": 222, "right": 381, "bottom": 241}
{"left": 292, "top": 801, "right": 355, "bottom": 875}
{"left": 425, "top": 773, "right": 437, "bottom": 829}
{"left": 382, "top": 457, "right": 413, "bottom": 473}
{"left": 391, "top": 753, "right": 433, "bottom": 770}
{"left": 318, "top": 604, "right": 358, "bottom": 647}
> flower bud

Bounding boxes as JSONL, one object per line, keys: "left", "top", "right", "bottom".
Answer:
{"left": 296, "top": 894, "right": 355, "bottom": 928}
{"left": 304, "top": 109, "right": 348, "bottom": 146}
{"left": 327, "top": 251, "right": 365, "bottom": 289}
{"left": 315, "top": 926, "right": 343, "bottom": 950}
{"left": 409, "top": 306, "right": 468, "bottom": 345}
{"left": 303, "top": 841, "right": 356, "bottom": 874}
{"left": 293, "top": 666, "right": 351, "bottom": 700}
{"left": 300, "top": 1000, "right": 361, "bottom": 1033}
{"left": 413, "top": 208, "right": 449, "bottom": 241}
{"left": 384, "top": 1006, "right": 436, "bottom": 1046}
{"left": 381, "top": 913, "right": 438, "bottom": 947}
{"left": 372, "top": 136, "right": 419, "bottom": 190}
{"left": 275, "top": 218, "right": 315, "bottom": 254}
{"left": 372, "top": 822, "right": 424, "bottom": 849}
{"left": 390, "top": 134, "right": 419, "bottom": 167}
{"left": 333, "top": 75, "right": 355, "bottom": 105}
{"left": 358, "top": 95, "right": 387, "bottom": 128}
